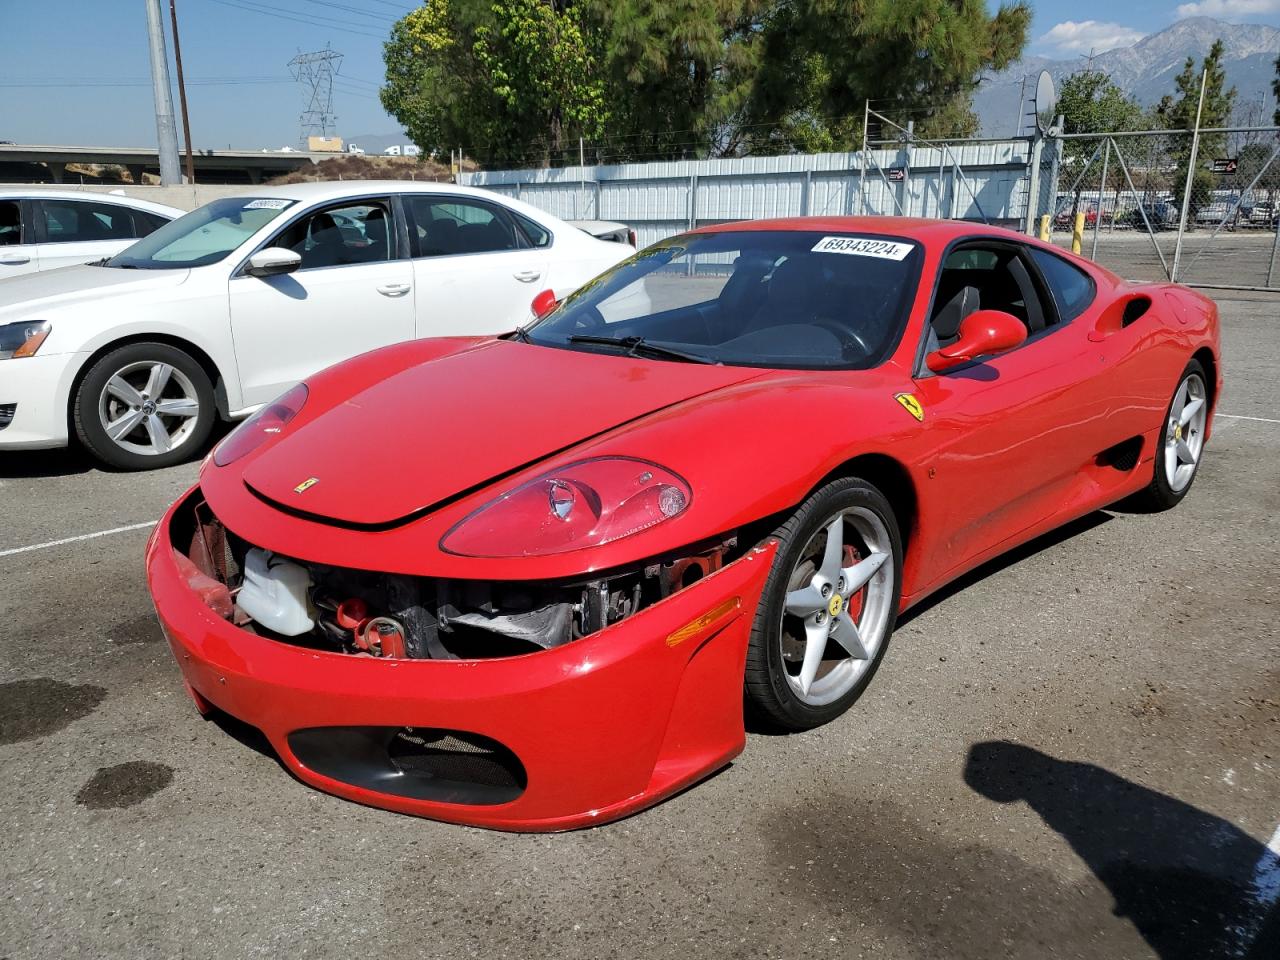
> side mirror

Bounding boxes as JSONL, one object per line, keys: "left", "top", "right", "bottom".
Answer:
{"left": 245, "top": 247, "right": 302, "bottom": 278}
{"left": 531, "top": 289, "right": 559, "bottom": 319}
{"left": 925, "top": 309, "right": 1027, "bottom": 373}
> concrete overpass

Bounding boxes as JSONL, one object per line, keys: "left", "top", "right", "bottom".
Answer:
{"left": 0, "top": 143, "right": 328, "bottom": 185}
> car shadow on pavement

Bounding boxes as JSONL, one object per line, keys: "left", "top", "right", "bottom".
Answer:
{"left": 897, "top": 510, "right": 1113, "bottom": 628}
{"left": 965, "top": 741, "right": 1280, "bottom": 960}
{"left": 0, "top": 446, "right": 95, "bottom": 478}
{"left": 207, "top": 708, "right": 286, "bottom": 770}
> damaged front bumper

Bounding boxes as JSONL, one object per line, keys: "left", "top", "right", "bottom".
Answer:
{"left": 146, "top": 486, "right": 776, "bottom": 831}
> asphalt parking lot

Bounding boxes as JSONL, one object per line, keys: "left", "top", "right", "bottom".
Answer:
{"left": 2, "top": 294, "right": 1278, "bottom": 960}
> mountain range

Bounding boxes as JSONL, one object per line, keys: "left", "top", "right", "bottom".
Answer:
{"left": 976, "top": 17, "right": 1280, "bottom": 137}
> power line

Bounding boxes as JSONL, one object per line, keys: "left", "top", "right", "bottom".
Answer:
{"left": 294, "top": 0, "right": 398, "bottom": 24}
{"left": 207, "top": 0, "right": 387, "bottom": 39}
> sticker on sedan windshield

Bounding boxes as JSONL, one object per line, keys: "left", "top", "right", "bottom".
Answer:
{"left": 811, "top": 236, "right": 913, "bottom": 260}
{"left": 244, "top": 199, "right": 291, "bottom": 210}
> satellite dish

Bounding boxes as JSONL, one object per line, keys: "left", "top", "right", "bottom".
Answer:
{"left": 1034, "top": 70, "right": 1057, "bottom": 134}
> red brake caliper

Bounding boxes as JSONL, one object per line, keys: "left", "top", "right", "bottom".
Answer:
{"left": 843, "top": 544, "right": 864, "bottom": 621}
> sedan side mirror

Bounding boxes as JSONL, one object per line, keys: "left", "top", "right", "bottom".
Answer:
{"left": 925, "top": 309, "right": 1028, "bottom": 374}
{"left": 245, "top": 247, "right": 302, "bottom": 278}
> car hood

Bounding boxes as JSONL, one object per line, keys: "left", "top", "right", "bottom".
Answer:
{"left": 0, "top": 264, "right": 190, "bottom": 321}
{"left": 242, "top": 340, "right": 764, "bottom": 528}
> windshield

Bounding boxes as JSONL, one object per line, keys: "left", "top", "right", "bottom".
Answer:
{"left": 527, "top": 230, "right": 922, "bottom": 369}
{"left": 106, "top": 197, "right": 297, "bottom": 269}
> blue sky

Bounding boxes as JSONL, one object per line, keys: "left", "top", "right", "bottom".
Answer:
{"left": 2, "top": 1, "right": 1278, "bottom": 149}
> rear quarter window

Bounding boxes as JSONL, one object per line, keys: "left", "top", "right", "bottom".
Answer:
{"left": 1029, "top": 248, "right": 1096, "bottom": 322}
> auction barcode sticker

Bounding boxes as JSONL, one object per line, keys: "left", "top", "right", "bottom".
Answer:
{"left": 811, "top": 236, "right": 913, "bottom": 260}
{"left": 244, "top": 198, "right": 292, "bottom": 210}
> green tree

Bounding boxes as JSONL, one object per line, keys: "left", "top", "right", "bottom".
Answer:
{"left": 1058, "top": 70, "right": 1143, "bottom": 137}
{"left": 582, "top": 0, "right": 769, "bottom": 160}
{"left": 741, "top": 0, "right": 1031, "bottom": 151}
{"left": 380, "top": 0, "right": 607, "bottom": 166}
{"left": 1273, "top": 53, "right": 1279, "bottom": 126}
{"left": 1054, "top": 71, "right": 1143, "bottom": 220}
{"left": 381, "top": 0, "right": 1033, "bottom": 167}
{"left": 1156, "top": 39, "right": 1237, "bottom": 214}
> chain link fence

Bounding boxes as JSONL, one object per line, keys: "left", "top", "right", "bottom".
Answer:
{"left": 1042, "top": 129, "right": 1280, "bottom": 290}
{"left": 463, "top": 122, "right": 1280, "bottom": 291}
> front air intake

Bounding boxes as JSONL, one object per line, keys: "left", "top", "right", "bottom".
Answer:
{"left": 288, "top": 726, "right": 526, "bottom": 805}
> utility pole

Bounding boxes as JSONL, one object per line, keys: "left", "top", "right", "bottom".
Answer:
{"left": 144, "top": 0, "right": 182, "bottom": 186}
{"left": 1013, "top": 75, "right": 1028, "bottom": 138}
{"left": 169, "top": 0, "right": 195, "bottom": 183}
{"left": 1172, "top": 69, "right": 1208, "bottom": 283}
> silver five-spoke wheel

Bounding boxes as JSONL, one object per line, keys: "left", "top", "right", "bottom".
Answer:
{"left": 780, "top": 506, "right": 894, "bottom": 706}
{"left": 1164, "top": 371, "right": 1206, "bottom": 493}
{"left": 98, "top": 360, "right": 201, "bottom": 457}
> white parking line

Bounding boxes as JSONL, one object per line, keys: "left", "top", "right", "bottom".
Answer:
{"left": 1218, "top": 413, "right": 1280, "bottom": 424}
{"left": 0, "top": 521, "right": 155, "bottom": 560}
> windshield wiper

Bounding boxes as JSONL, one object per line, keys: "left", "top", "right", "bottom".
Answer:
{"left": 567, "top": 334, "right": 717, "bottom": 365}
{"left": 510, "top": 325, "right": 532, "bottom": 343}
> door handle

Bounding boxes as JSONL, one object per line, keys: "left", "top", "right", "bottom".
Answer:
{"left": 377, "top": 282, "right": 412, "bottom": 297}
{"left": 0, "top": 254, "right": 31, "bottom": 266}
{"left": 514, "top": 269, "right": 541, "bottom": 283}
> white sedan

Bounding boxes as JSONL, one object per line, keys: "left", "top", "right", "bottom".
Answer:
{"left": 0, "top": 181, "right": 632, "bottom": 469}
{"left": 0, "top": 187, "right": 182, "bottom": 277}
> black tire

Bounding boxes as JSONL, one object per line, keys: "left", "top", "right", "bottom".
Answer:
{"left": 1127, "top": 358, "right": 1208, "bottom": 512}
{"left": 745, "top": 477, "right": 903, "bottom": 731}
{"left": 73, "top": 342, "right": 216, "bottom": 471}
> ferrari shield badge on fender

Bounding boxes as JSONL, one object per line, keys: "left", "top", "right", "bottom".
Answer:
{"left": 895, "top": 393, "right": 924, "bottom": 422}
{"left": 294, "top": 477, "right": 319, "bottom": 494}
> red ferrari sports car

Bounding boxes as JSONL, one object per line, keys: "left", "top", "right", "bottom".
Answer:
{"left": 146, "top": 217, "right": 1220, "bottom": 831}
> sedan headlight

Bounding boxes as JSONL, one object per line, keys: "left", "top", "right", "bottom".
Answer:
{"left": 0, "top": 321, "right": 51, "bottom": 359}
{"left": 441, "top": 457, "right": 691, "bottom": 558}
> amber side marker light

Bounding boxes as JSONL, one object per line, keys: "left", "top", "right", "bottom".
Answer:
{"left": 666, "top": 596, "right": 741, "bottom": 648}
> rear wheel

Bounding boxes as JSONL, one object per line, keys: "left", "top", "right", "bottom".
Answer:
{"left": 1129, "top": 359, "right": 1209, "bottom": 511}
{"left": 74, "top": 343, "right": 215, "bottom": 470}
{"left": 745, "top": 478, "right": 902, "bottom": 731}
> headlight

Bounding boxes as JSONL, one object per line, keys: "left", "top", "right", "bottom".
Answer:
{"left": 0, "top": 321, "right": 51, "bottom": 359}
{"left": 213, "top": 383, "right": 308, "bottom": 466}
{"left": 441, "top": 457, "right": 691, "bottom": 558}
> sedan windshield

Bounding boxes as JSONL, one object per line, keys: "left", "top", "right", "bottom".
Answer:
{"left": 527, "top": 230, "right": 922, "bottom": 369}
{"left": 106, "top": 197, "right": 297, "bottom": 269}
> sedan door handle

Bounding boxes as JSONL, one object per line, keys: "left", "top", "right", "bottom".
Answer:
{"left": 377, "top": 282, "right": 412, "bottom": 297}
{"left": 0, "top": 254, "right": 31, "bottom": 266}
{"left": 513, "top": 269, "right": 541, "bottom": 283}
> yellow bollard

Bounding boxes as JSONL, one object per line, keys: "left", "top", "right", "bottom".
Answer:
{"left": 1038, "top": 214, "right": 1051, "bottom": 242}
{"left": 1072, "top": 212, "right": 1085, "bottom": 254}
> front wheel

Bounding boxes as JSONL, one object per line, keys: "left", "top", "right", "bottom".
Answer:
{"left": 745, "top": 477, "right": 903, "bottom": 731}
{"left": 73, "top": 342, "right": 216, "bottom": 470}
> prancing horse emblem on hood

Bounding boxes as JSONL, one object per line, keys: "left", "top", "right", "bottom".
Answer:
{"left": 294, "top": 477, "right": 319, "bottom": 494}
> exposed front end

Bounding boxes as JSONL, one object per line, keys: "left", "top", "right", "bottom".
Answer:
{"left": 147, "top": 487, "right": 774, "bottom": 830}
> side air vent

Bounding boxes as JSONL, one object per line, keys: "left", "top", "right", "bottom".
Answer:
{"left": 1121, "top": 297, "right": 1152, "bottom": 328}
{"left": 1098, "top": 437, "right": 1143, "bottom": 472}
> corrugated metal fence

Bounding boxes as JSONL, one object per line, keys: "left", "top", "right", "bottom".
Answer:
{"left": 461, "top": 140, "right": 1035, "bottom": 249}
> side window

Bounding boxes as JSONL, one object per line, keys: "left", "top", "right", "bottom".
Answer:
{"left": 406, "top": 196, "right": 519, "bottom": 257}
{"left": 1029, "top": 248, "right": 1095, "bottom": 322}
{"left": 272, "top": 200, "right": 393, "bottom": 270}
{"left": 0, "top": 201, "right": 22, "bottom": 246}
{"left": 927, "top": 244, "right": 1048, "bottom": 349}
{"left": 513, "top": 211, "right": 552, "bottom": 248}
{"left": 131, "top": 209, "right": 171, "bottom": 237}
{"left": 40, "top": 199, "right": 137, "bottom": 242}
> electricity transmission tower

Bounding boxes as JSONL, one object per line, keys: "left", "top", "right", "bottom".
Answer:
{"left": 288, "top": 45, "right": 343, "bottom": 147}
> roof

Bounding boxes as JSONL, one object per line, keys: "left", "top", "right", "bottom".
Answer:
{"left": 0, "top": 186, "right": 184, "bottom": 216}
{"left": 229, "top": 180, "right": 500, "bottom": 204}
{"left": 690, "top": 216, "right": 1029, "bottom": 245}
